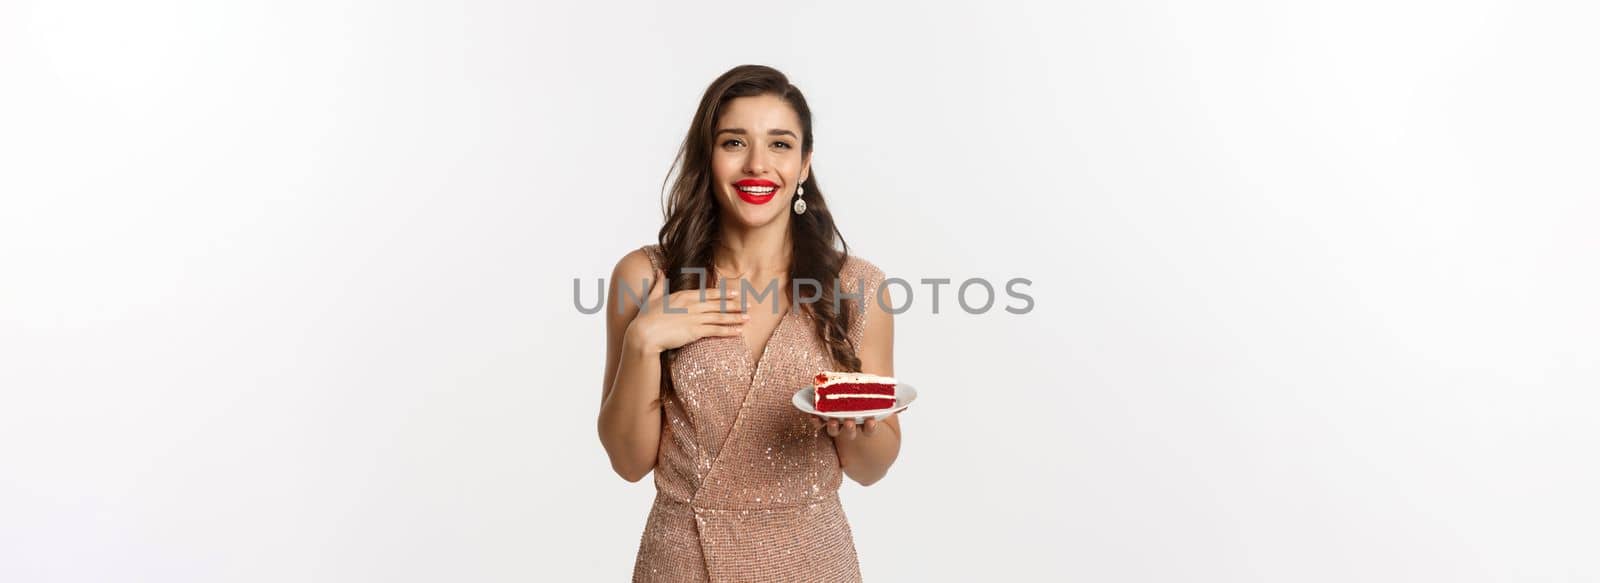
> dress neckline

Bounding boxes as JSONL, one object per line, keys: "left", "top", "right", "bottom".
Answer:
{"left": 741, "top": 302, "right": 795, "bottom": 388}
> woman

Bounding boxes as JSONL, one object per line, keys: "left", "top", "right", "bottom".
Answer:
{"left": 597, "top": 64, "right": 903, "bottom": 582}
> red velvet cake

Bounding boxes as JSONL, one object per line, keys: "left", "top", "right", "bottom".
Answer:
{"left": 813, "top": 371, "right": 897, "bottom": 413}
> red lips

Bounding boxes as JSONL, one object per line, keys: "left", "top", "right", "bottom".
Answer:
{"left": 733, "top": 178, "right": 779, "bottom": 205}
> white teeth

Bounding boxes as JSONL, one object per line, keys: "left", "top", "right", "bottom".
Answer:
{"left": 736, "top": 185, "right": 776, "bottom": 194}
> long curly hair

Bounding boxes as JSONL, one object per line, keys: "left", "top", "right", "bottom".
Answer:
{"left": 657, "top": 64, "right": 861, "bottom": 372}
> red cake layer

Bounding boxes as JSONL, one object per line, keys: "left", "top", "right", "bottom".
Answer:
{"left": 815, "top": 382, "right": 895, "bottom": 398}
{"left": 817, "top": 396, "right": 896, "bottom": 413}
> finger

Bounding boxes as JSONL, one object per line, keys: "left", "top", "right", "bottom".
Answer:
{"left": 698, "top": 295, "right": 747, "bottom": 315}
{"left": 701, "top": 312, "right": 750, "bottom": 326}
{"left": 842, "top": 419, "right": 858, "bottom": 440}
{"left": 693, "top": 299, "right": 747, "bottom": 314}
{"left": 862, "top": 417, "right": 878, "bottom": 436}
{"left": 699, "top": 324, "right": 743, "bottom": 338}
{"left": 826, "top": 419, "right": 840, "bottom": 437}
{"left": 672, "top": 288, "right": 740, "bottom": 304}
{"left": 673, "top": 292, "right": 741, "bottom": 313}
{"left": 809, "top": 417, "right": 823, "bottom": 431}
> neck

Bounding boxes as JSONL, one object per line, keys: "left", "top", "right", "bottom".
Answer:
{"left": 715, "top": 217, "right": 792, "bottom": 281}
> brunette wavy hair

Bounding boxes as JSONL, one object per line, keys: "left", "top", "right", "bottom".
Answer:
{"left": 657, "top": 64, "right": 861, "bottom": 372}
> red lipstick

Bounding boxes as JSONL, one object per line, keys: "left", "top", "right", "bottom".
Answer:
{"left": 733, "top": 178, "right": 779, "bottom": 205}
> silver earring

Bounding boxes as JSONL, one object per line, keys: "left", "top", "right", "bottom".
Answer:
{"left": 793, "top": 185, "right": 807, "bottom": 214}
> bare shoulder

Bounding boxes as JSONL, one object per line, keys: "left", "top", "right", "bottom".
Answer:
{"left": 612, "top": 246, "right": 657, "bottom": 283}
{"left": 841, "top": 253, "right": 892, "bottom": 333}
{"left": 842, "top": 253, "right": 886, "bottom": 283}
{"left": 608, "top": 247, "right": 660, "bottom": 323}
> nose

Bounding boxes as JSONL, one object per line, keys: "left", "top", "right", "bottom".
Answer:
{"left": 742, "top": 148, "right": 766, "bottom": 175}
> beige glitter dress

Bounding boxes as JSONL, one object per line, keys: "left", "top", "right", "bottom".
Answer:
{"left": 632, "top": 244, "right": 887, "bottom": 583}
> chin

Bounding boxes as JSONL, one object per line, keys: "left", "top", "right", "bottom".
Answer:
{"left": 730, "top": 207, "right": 784, "bottom": 229}
{"left": 721, "top": 196, "right": 786, "bottom": 228}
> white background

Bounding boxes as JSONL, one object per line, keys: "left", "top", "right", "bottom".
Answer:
{"left": 3, "top": 1, "right": 1597, "bottom": 581}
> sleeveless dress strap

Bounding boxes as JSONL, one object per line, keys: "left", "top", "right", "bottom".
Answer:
{"left": 639, "top": 244, "right": 666, "bottom": 276}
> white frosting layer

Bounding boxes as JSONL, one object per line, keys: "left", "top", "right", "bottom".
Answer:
{"left": 819, "top": 393, "right": 896, "bottom": 400}
{"left": 814, "top": 372, "right": 897, "bottom": 389}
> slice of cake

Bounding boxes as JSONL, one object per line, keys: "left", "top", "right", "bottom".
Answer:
{"left": 813, "top": 371, "right": 897, "bottom": 413}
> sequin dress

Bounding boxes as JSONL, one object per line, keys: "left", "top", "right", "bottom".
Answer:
{"left": 631, "top": 244, "right": 887, "bottom": 583}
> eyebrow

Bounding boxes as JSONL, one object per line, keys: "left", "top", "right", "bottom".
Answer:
{"left": 715, "top": 128, "right": 798, "bottom": 139}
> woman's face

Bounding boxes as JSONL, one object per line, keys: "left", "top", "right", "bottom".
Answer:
{"left": 710, "top": 94, "right": 811, "bottom": 229}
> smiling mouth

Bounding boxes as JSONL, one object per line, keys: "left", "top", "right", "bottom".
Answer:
{"left": 734, "top": 182, "right": 778, "bottom": 205}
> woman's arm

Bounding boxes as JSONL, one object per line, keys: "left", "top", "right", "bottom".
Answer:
{"left": 598, "top": 250, "right": 663, "bottom": 482}
{"left": 824, "top": 282, "right": 902, "bottom": 487}
{"left": 598, "top": 249, "right": 747, "bottom": 482}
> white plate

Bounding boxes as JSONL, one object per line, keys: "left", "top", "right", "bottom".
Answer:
{"left": 793, "top": 384, "right": 917, "bottom": 424}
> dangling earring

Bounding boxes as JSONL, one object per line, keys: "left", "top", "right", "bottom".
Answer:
{"left": 793, "top": 185, "right": 807, "bottom": 215}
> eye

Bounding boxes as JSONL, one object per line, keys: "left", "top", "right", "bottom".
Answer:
{"left": 772, "top": 141, "right": 792, "bottom": 149}
{"left": 721, "top": 139, "right": 744, "bottom": 149}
